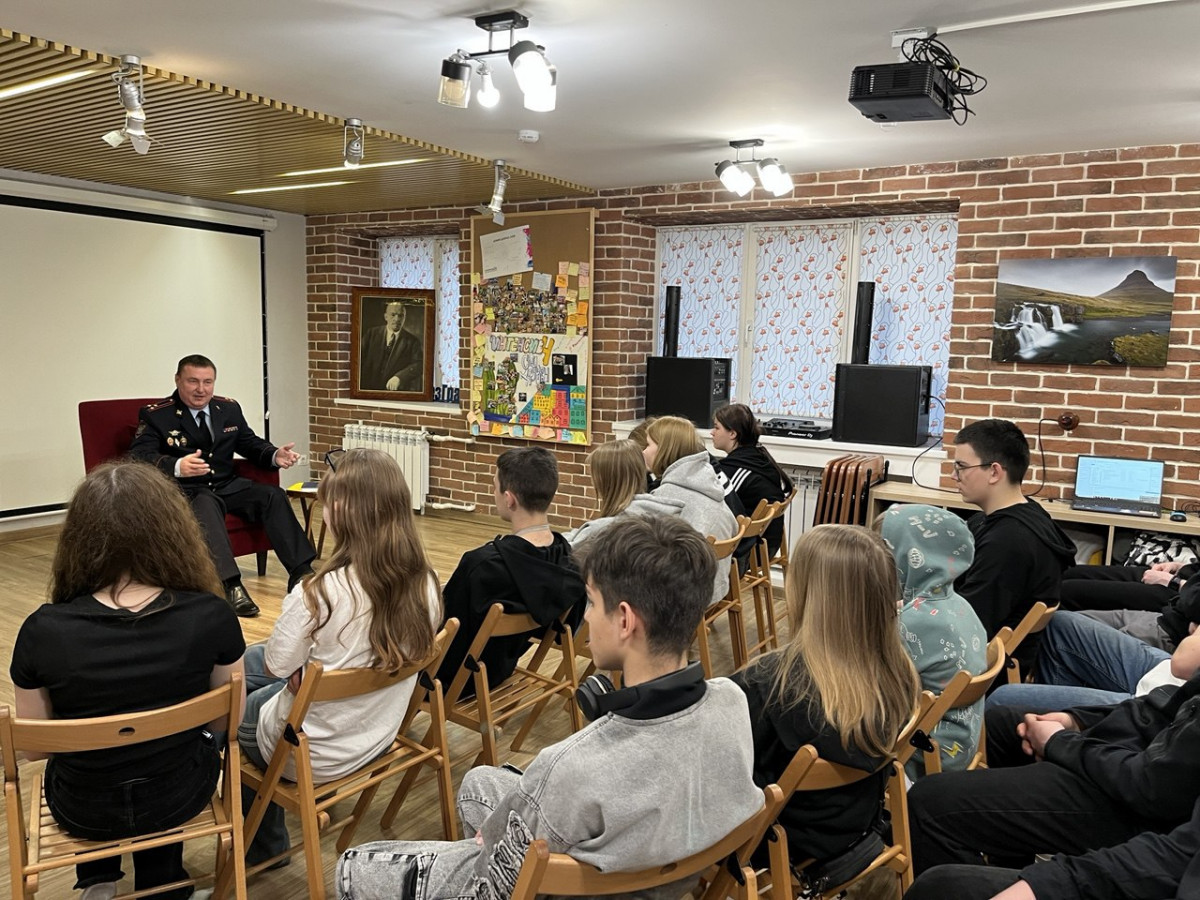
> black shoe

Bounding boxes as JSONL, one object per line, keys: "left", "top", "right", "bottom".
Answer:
{"left": 287, "top": 564, "right": 314, "bottom": 593}
{"left": 225, "top": 584, "right": 260, "bottom": 618}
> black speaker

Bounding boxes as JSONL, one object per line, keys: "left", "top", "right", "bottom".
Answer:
{"left": 662, "top": 286, "right": 681, "bottom": 358}
{"left": 645, "top": 357, "right": 731, "bottom": 427}
{"left": 832, "top": 363, "right": 931, "bottom": 447}
{"left": 851, "top": 282, "right": 875, "bottom": 365}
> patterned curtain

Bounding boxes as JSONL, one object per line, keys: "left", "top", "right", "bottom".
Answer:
{"left": 656, "top": 225, "right": 744, "bottom": 396}
{"left": 856, "top": 216, "right": 957, "bottom": 435}
{"left": 379, "top": 236, "right": 461, "bottom": 397}
{"left": 749, "top": 223, "right": 853, "bottom": 418}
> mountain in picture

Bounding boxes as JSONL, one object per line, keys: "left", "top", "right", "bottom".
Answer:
{"left": 991, "top": 256, "right": 1176, "bottom": 367}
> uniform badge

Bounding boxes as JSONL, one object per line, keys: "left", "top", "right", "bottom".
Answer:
{"left": 167, "top": 429, "right": 188, "bottom": 448}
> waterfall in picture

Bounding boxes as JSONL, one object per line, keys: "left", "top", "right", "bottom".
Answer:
{"left": 1014, "top": 305, "right": 1048, "bottom": 354}
{"left": 1048, "top": 305, "right": 1064, "bottom": 330}
{"left": 994, "top": 302, "right": 1073, "bottom": 359}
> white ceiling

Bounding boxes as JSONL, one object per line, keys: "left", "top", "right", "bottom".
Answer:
{"left": 4, "top": 0, "right": 1200, "bottom": 194}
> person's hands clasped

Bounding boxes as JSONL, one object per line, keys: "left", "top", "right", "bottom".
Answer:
{"left": 178, "top": 449, "right": 211, "bottom": 477}
{"left": 1143, "top": 561, "right": 1185, "bottom": 585}
{"left": 274, "top": 442, "right": 300, "bottom": 469}
{"left": 1017, "top": 712, "right": 1078, "bottom": 759}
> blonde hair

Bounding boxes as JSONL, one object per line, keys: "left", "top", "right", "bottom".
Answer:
{"left": 589, "top": 440, "right": 647, "bottom": 518}
{"left": 768, "top": 524, "right": 919, "bottom": 757}
{"left": 645, "top": 416, "right": 704, "bottom": 480}
{"left": 307, "top": 449, "right": 438, "bottom": 674}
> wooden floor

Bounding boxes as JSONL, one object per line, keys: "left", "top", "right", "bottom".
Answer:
{"left": 0, "top": 504, "right": 777, "bottom": 900}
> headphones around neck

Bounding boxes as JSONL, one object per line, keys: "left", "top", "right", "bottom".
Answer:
{"left": 574, "top": 662, "right": 706, "bottom": 722}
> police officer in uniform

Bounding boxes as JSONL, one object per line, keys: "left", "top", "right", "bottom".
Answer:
{"left": 130, "top": 354, "right": 315, "bottom": 616}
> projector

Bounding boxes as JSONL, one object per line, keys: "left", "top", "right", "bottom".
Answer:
{"left": 848, "top": 62, "right": 952, "bottom": 122}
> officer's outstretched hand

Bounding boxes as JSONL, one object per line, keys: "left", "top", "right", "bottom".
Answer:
{"left": 274, "top": 442, "right": 300, "bottom": 469}
{"left": 179, "top": 450, "right": 210, "bottom": 477}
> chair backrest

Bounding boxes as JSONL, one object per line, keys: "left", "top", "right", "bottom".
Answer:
{"left": 1, "top": 674, "right": 243, "bottom": 777}
{"left": 443, "top": 604, "right": 572, "bottom": 707}
{"left": 1001, "top": 602, "right": 1056, "bottom": 656}
{"left": 950, "top": 634, "right": 1007, "bottom": 709}
{"left": 78, "top": 397, "right": 159, "bottom": 471}
{"left": 707, "top": 522, "right": 747, "bottom": 562}
{"left": 508, "top": 785, "right": 783, "bottom": 900}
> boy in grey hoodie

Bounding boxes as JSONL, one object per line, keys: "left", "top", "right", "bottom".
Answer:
{"left": 337, "top": 515, "right": 762, "bottom": 900}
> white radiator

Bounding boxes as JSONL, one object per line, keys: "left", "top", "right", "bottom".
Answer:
{"left": 342, "top": 424, "right": 430, "bottom": 512}
{"left": 780, "top": 465, "right": 824, "bottom": 543}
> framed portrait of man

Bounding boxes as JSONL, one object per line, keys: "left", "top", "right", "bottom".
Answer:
{"left": 350, "top": 287, "right": 436, "bottom": 401}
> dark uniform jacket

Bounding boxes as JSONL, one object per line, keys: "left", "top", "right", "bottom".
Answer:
{"left": 130, "top": 391, "right": 277, "bottom": 490}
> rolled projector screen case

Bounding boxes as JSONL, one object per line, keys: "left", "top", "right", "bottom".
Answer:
{"left": 832, "top": 363, "right": 931, "bottom": 446}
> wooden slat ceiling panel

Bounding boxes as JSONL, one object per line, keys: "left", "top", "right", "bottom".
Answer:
{"left": 0, "top": 29, "right": 592, "bottom": 215}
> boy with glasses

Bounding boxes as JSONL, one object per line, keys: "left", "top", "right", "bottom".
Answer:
{"left": 950, "top": 419, "right": 1075, "bottom": 672}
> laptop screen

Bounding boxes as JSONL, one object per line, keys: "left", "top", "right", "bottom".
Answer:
{"left": 1074, "top": 455, "right": 1164, "bottom": 505}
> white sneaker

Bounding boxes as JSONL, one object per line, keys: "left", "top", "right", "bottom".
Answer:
{"left": 80, "top": 885, "right": 118, "bottom": 900}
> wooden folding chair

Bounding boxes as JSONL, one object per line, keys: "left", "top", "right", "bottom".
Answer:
{"left": 767, "top": 488, "right": 797, "bottom": 578}
{"left": 922, "top": 634, "right": 1007, "bottom": 775}
{"left": 738, "top": 500, "right": 782, "bottom": 661}
{"left": 441, "top": 605, "right": 582, "bottom": 768}
{"left": 240, "top": 622, "right": 459, "bottom": 900}
{"left": 1001, "top": 602, "right": 1059, "bottom": 685}
{"left": 697, "top": 524, "right": 749, "bottom": 678}
{"left": 507, "top": 785, "right": 785, "bottom": 900}
{"left": 2, "top": 675, "right": 247, "bottom": 900}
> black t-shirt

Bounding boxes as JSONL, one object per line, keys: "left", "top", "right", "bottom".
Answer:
{"left": 10, "top": 590, "right": 245, "bottom": 782}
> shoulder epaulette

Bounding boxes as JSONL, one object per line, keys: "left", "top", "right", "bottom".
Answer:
{"left": 143, "top": 398, "right": 173, "bottom": 411}
{"left": 214, "top": 395, "right": 237, "bottom": 403}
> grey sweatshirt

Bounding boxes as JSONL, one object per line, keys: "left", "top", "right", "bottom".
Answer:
{"left": 471, "top": 677, "right": 762, "bottom": 900}
{"left": 653, "top": 451, "right": 740, "bottom": 603}
{"left": 564, "top": 492, "right": 685, "bottom": 548}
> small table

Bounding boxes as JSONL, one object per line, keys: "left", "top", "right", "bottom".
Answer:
{"left": 286, "top": 482, "right": 327, "bottom": 558}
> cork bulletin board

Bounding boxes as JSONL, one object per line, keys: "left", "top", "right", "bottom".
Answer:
{"left": 468, "top": 208, "right": 596, "bottom": 445}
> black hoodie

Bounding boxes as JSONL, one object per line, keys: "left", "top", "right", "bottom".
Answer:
{"left": 436, "top": 533, "right": 586, "bottom": 693}
{"left": 712, "top": 446, "right": 792, "bottom": 559}
{"left": 954, "top": 499, "right": 1076, "bottom": 669}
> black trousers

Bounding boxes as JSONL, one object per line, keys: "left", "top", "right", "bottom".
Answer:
{"left": 187, "top": 477, "right": 314, "bottom": 583}
{"left": 904, "top": 865, "right": 1022, "bottom": 900}
{"left": 1060, "top": 564, "right": 1175, "bottom": 613}
{"left": 908, "top": 706, "right": 1156, "bottom": 876}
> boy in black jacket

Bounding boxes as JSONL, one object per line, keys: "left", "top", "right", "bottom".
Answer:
{"left": 909, "top": 672, "right": 1200, "bottom": 876}
{"left": 435, "top": 447, "right": 585, "bottom": 693}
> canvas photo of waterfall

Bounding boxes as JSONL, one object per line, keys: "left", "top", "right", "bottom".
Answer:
{"left": 992, "top": 256, "right": 1177, "bottom": 366}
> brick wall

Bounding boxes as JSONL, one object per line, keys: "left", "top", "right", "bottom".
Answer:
{"left": 307, "top": 142, "right": 1200, "bottom": 526}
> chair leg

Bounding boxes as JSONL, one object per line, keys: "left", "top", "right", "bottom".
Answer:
{"left": 476, "top": 675, "right": 499, "bottom": 768}
{"left": 696, "top": 620, "right": 714, "bottom": 679}
{"left": 297, "top": 790, "right": 327, "bottom": 900}
{"left": 256, "top": 551, "right": 268, "bottom": 576}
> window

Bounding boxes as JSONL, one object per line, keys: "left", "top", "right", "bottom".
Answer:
{"left": 656, "top": 214, "right": 956, "bottom": 434}
{"left": 379, "top": 236, "right": 461, "bottom": 402}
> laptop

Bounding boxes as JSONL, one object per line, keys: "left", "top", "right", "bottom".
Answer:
{"left": 1071, "top": 455, "right": 1164, "bottom": 518}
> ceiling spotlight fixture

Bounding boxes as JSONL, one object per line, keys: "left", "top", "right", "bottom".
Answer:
{"left": 437, "top": 10, "right": 558, "bottom": 112}
{"left": 713, "top": 139, "right": 794, "bottom": 198}
{"left": 343, "top": 117, "right": 364, "bottom": 168}
{"left": 476, "top": 159, "right": 509, "bottom": 225}
{"left": 102, "top": 55, "right": 154, "bottom": 155}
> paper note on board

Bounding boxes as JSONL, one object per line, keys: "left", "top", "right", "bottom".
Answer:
{"left": 568, "top": 262, "right": 579, "bottom": 276}
{"left": 578, "top": 274, "right": 590, "bottom": 287}
{"left": 579, "top": 262, "right": 590, "bottom": 277}
{"left": 558, "top": 261, "right": 569, "bottom": 275}
{"left": 532, "top": 271, "right": 552, "bottom": 291}
{"left": 555, "top": 273, "right": 568, "bottom": 288}
{"left": 579, "top": 286, "right": 591, "bottom": 301}
{"left": 479, "top": 225, "right": 534, "bottom": 279}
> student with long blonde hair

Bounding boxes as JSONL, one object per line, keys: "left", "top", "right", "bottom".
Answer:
{"left": 565, "top": 439, "right": 683, "bottom": 547}
{"left": 238, "top": 448, "right": 441, "bottom": 866}
{"left": 642, "top": 416, "right": 739, "bottom": 601}
{"left": 732, "top": 525, "right": 919, "bottom": 885}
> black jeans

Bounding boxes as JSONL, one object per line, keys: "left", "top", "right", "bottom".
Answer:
{"left": 904, "top": 865, "right": 1022, "bottom": 900}
{"left": 45, "top": 737, "right": 219, "bottom": 898}
{"left": 908, "top": 706, "right": 1156, "bottom": 876}
{"left": 1060, "top": 564, "right": 1175, "bottom": 613}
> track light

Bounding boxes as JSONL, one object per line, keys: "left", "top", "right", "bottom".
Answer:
{"left": 437, "top": 11, "right": 558, "bottom": 112}
{"left": 101, "top": 56, "right": 154, "bottom": 155}
{"left": 476, "top": 159, "right": 509, "bottom": 225}
{"left": 343, "top": 117, "right": 364, "bottom": 168}
{"left": 713, "top": 139, "right": 795, "bottom": 197}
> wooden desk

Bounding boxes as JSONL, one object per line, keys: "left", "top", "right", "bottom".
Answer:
{"left": 868, "top": 480, "right": 1200, "bottom": 565}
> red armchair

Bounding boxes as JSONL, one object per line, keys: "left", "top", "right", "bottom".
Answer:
{"left": 78, "top": 398, "right": 276, "bottom": 575}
